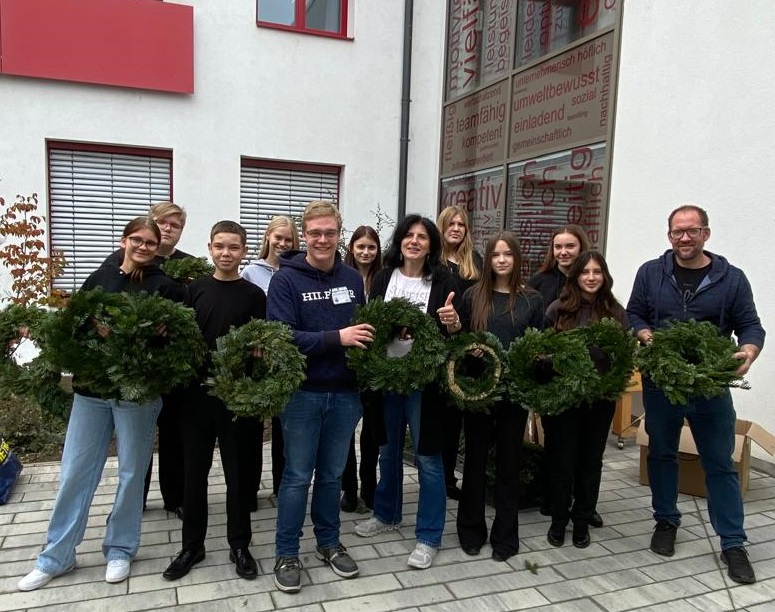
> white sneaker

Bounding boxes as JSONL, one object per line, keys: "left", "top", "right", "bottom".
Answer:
{"left": 407, "top": 543, "right": 437, "bottom": 569}
{"left": 18, "top": 564, "right": 75, "bottom": 591}
{"left": 354, "top": 517, "right": 400, "bottom": 538}
{"left": 105, "top": 559, "right": 131, "bottom": 583}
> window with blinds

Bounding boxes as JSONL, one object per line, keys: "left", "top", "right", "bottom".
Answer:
{"left": 48, "top": 143, "right": 172, "bottom": 293}
{"left": 240, "top": 159, "right": 341, "bottom": 255}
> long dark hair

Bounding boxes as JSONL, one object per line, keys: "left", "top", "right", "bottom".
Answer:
{"left": 469, "top": 231, "right": 530, "bottom": 331}
{"left": 554, "top": 250, "right": 622, "bottom": 331}
{"left": 536, "top": 224, "right": 590, "bottom": 274}
{"left": 344, "top": 225, "right": 382, "bottom": 293}
{"left": 122, "top": 216, "right": 161, "bottom": 282}
{"left": 383, "top": 214, "right": 445, "bottom": 281}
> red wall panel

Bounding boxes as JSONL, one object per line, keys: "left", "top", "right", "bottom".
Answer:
{"left": 0, "top": 0, "right": 193, "bottom": 93}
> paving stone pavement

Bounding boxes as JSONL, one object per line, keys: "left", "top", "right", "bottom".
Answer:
{"left": 2, "top": 439, "right": 774, "bottom": 611}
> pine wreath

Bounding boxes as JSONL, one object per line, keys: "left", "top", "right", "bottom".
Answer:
{"left": 443, "top": 331, "right": 507, "bottom": 412}
{"left": 347, "top": 297, "right": 446, "bottom": 395}
{"left": 210, "top": 319, "right": 306, "bottom": 419}
{"left": 506, "top": 327, "right": 599, "bottom": 415}
{"left": 0, "top": 304, "right": 73, "bottom": 418}
{"left": 634, "top": 319, "right": 749, "bottom": 405}
{"left": 39, "top": 288, "right": 207, "bottom": 402}
{"left": 101, "top": 292, "right": 208, "bottom": 402}
{"left": 574, "top": 318, "right": 638, "bottom": 402}
{"left": 161, "top": 257, "right": 215, "bottom": 284}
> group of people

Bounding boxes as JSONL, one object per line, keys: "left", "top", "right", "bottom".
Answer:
{"left": 17, "top": 200, "right": 764, "bottom": 594}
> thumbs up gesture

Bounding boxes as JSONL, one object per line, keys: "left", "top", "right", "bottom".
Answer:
{"left": 437, "top": 291, "right": 460, "bottom": 330}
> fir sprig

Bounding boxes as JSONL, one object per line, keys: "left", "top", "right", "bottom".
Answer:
{"left": 347, "top": 297, "right": 446, "bottom": 395}
{"left": 161, "top": 257, "right": 215, "bottom": 284}
{"left": 635, "top": 320, "right": 748, "bottom": 405}
{"left": 506, "top": 327, "right": 598, "bottom": 415}
{"left": 443, "top": 331, "right": 507, "bottom": 412}
{"left": 210, "top": 319, "right": 306, "bottom": 419}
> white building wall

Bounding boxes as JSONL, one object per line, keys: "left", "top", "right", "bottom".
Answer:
{"left": 0, "top": 0, "right": 447, "bottom": 266}
{"left": 608, "top": 0, "right": 775, "bottom": 456}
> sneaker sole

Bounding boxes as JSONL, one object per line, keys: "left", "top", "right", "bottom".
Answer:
{"left": 355, "top": 523, "right": 401, "bottom": 538}
{"left": 315, "top": 552, "right": 359, "bottom": 579}
{"left": 407, "top": 557, "right": 432, "bottom": 569}
{"left": 273, "top": 575, "right": 302, "bottom": 593}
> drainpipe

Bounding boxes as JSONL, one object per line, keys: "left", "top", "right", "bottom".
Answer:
{"left": 397, "top": 0, "right": 414, "bottom": 221}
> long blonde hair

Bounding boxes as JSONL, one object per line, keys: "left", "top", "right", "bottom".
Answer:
{"left": 437, "top": 205, "right": 479, "bottom": 281}
{"left": 258, "top": 215, "right": 300, "bottom": 259}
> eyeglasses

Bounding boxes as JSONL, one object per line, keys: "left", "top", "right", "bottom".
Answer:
{"left": 668, "top": 227, "right": 706, "bottom": 240}
{"left": 156, "top": 219, "right": 183, "bottom": 231}
{"left": 127, "top": 236, "right": 160, "bottom": 250}
{"left": 306, "top": 229, "right": 340, "bottom": 240}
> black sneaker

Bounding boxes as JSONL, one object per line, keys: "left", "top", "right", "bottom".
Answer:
{"left": 650, "top": 520, "right": 677, "bottom": 557}
{"left": 720, "top": 547, "right": 756, "bottom": 584}
{"left": 273, "top": 556, "right": 303, "bottom": 593}
{"left": 316, "top": 543, "right": 359, "bottom": 578}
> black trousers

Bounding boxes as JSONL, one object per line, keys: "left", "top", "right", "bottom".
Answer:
{"left": 142, "top": 389, "right": 185, "bottom": 511}
{"left": 456, "top": 401, "right": 529, "bottom": 556}
{"left": 341, "top": 394, "right": 379, "bottom": 507}
{"left": 442, "top": 404, "right": 463, "bottom": 488}
{"left": 180, "top": 385, "right": 261, "bottom": 551}
{"left": 542, "top": 400, "right": 615, "bottom": 528}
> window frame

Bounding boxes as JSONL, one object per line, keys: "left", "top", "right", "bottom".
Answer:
{"left": 256, "top": 0, "right": 350, "bottom": 39}
{"left": 239, "top": 157, "right": 342, "bottom": 258}
{"left": 46, "top": 140, "right": 173, "bottom": 293}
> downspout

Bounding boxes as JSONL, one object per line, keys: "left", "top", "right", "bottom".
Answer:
{"left": 397, "top": 0, "right": 414, "bottom": 221}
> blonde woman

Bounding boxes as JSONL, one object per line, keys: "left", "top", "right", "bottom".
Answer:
{"left": 242, "top": 215, "right": 301, "bottom": 501}
{"left": 436, "top": 206, "right": 482, "bottom": 500}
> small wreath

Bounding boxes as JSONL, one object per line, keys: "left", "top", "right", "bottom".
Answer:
{"left": 347, "top": 297, "right": 446, "bottom": 395}
{"left": 0, "top": 304, "right": 73, "bottom": 418}
{"left": 635, "top": 319, "right": 749, "bottom": 406}
{"left": 443, "top": 331, "right": 507, "bottom": 412}
{"left": 39, "top": 288, "right": 207, "bottom": 402}
{"left": 210, "top": 319, "right": 306, "bottom": 419}
{"left": 161, "top": 257, "right": 215, "bottom": 284}
{"left": 506, "top": 327, "right": 599, "bottom": 415}
{"left": 574, "top": 318, "right": 638, "bottom": 401}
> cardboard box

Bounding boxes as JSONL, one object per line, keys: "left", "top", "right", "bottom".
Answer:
{"left": 636, "top": 418, "right": 775, "bottom": 497}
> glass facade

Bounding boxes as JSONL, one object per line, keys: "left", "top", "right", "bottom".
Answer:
{"left": 440, "top": 0, "right": 620, "bottom": 272}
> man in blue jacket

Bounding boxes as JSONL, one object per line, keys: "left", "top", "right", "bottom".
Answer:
{"left": 267, "top": 200, "right": 374, "bottom": 594}
{"left": 627, "top": 204, "right": 765, "bottom": 585}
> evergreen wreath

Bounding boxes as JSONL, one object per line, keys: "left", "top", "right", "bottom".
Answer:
{"left": 634, "top": 319, "right": 749, "bottom": 405}
{"left": 210, "top": 319, "right": 306, "bottom": 419}
{"left": 574, "top": 318, "right": 638, "bottom": 402}
{"left": 161, "top": 257, "right": 215, "bottom": 284}
{"left": 443, "top": 331, "right": 507, "bottom": 412}
{"left": 506, "top": 327, "right": 599, "bottom": 415}
{"left": 347, "top": 297, "right": 446, "bottom": 395}
{"left": 0, "top": 304, "right": 73, "bottom": 418}
{"left": 39, "top": 288, "right": 207, "bottom": 402}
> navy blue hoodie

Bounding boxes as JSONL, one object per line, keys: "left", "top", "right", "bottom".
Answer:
{"left": 626, "top": 250, "right": 765, "bottom": 349}
{"left": 267, "top": 250, "right": 366, "bottom": 392}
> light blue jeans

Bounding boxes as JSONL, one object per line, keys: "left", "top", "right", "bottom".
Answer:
{"left": 275, "top": 390, "right": 362, "bottom": 557}
{"left": 36, "top": 393, "right": 161, "bottom": 574}
{"left": 374, "top": 391, "right": 446, "bottom": 548}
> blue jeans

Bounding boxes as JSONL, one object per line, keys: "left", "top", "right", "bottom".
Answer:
{"left": 37, "top": 393, "right": 161, "bottom": 574}
{"left": 374, "top": 391, "right": 446, "bottom": 548}
{"left": 643, "top": 379, "right": 746, "bottom": 550}
{"left": 275, "top": 390, "right": 362, "bottom": 557}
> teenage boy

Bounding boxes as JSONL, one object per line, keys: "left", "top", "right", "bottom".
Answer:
{"left": 268, "top": 200, "right": 374, "bottom": 594}
{"left": 162, "top": 221, "right": 266, "bottom": 581}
